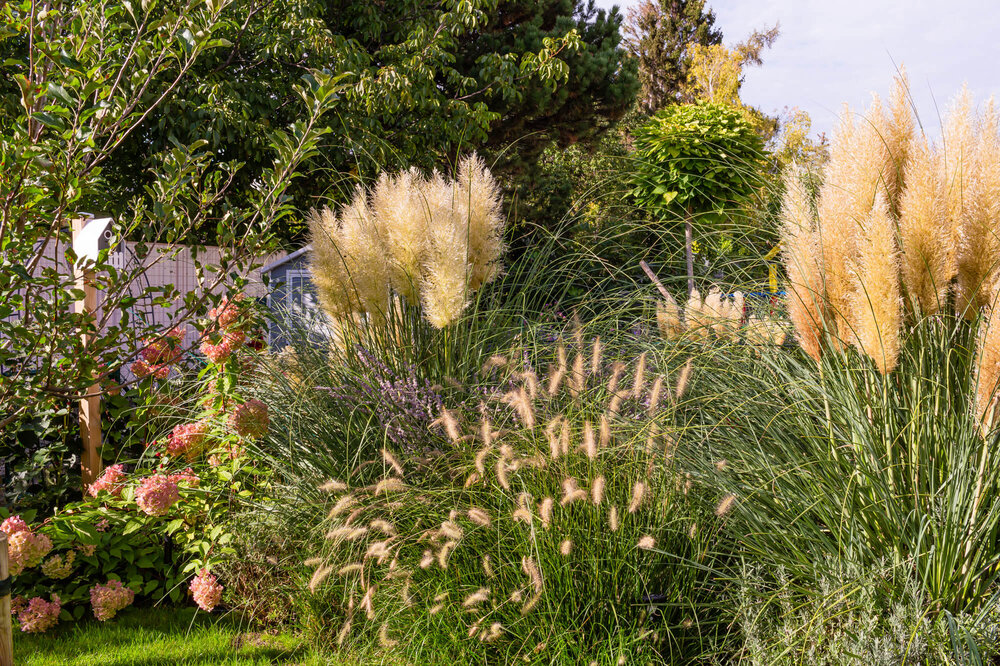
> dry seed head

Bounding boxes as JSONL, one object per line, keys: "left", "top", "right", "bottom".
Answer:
{"left": 482, "top": 355, "right": 508, "bottom": 373}
{"left": 688, "top": 523, "right": 698, "bottom": 539}
{"left": 379, "top": 623, "right": 398, "bottom": 649}
{"left": 304, "top": 557, "right": 323, "bottom": 567}
{"left": 369, "top": 519, "right": 396, "bottom": 536}
{"left": 648, "top": 376, "right": 665, "bottom": 415}
{"left": 464, "top": 472, "right": 480, "bottom": 488}
{"left": 675, "top": 359, "right": 693, "bottom": 402}
{"left": 607, "top": 361, "right": 626, "bottom": 395}
{"left": 637, "top": 535, "right": 656, "bottom": 550}
{"left": 561, "top": 478, "right": 588, "bottom": 506}
{"left": 463, "top": 588, "right": 491, "bottom": 608}
{"left": 429, "top": 603, "right": 444, "bottom": 615}
{"left": 599, "top": 415, "right": 611, "bottom": 448}
{"left": 484, "top": 622, "right": 503, "bottom": 642}
{"left": 976, "top": 293, "right": 1000, "bottom": 430}
{"left": 521, "top": 370, "right": 540, "bottom": 400}
{"left": 344, "top": 506, "right": 365, "bottom": 526}
{"left": 360, "top": 587, "right": 376, "bottom": 620}
{"left": 569, "top": 352, "right": 586, "bottom": 399}
{"left": 419, "top": 550, "right": 434, "bottom": 569}
{"left": 402, "top": 579, "right": 414, "bottom": 607}
{"left": 609, "top": 505, "right": 620, "bottom": 532}
{"left": 309, "top": 564, "right": 334, "bottom": 592}
{"left": 559, "top": 418, "right": 571, "bottom": 457}
{"left": 439, "top": 520, "right": 463, "bottom": 540}
{"left": 483, "top": 555, "right": 494, "bottom": 578}
{"left": 608, "top": 392, "right": 624, "bottom": 417}
{"left": 366, "top": 541, "right": 391, "bottom": 561}
{"left": 657, "top": 291, "right": 685, "bottom": 340}
{"left": 591, "top": 476, "right": 606, "bottom": 505}
{"left": 326, "top": 526, "right": 368, "bottom": 542}
{"left": 336, "top": 619, "right": 352, "bottom": 647}
{"left": 495, "top": 458, "right": 510, "bottom": 490}
{"left": 381, "top": 448, "right": 404, "bottom": 476}
{"left": 715, "top": 493, "right": 736, "bottom": 517}
{"left": 319, "top": 479, "right": 348, "bottom": 494}
{"left": 503, "top": 387, "right": 536, "bottom": 428}
{"left": 438, "top": 540, "right": 457, "bottom": 568}
{"left": 338, "top": 563, "right": 363, "bottom": 576}
{"left": 583, "top": 420, "right": 597, "bottom": 460}
{"left": 539, "top": 497, "right": 554, "bottom": 528}
{"left": 440, "top": 409, "right": 462, "bottom": 443}
{"left": 591, "top": 337, "right": 603, "bottom": 375}
{"left": 467, "top": 618, "right": 483, "bottom": 639}
{"left": 434, "top": 592, "right": 450, "bottom": 603}
{"left": 475, "top": 445, "right": 491, "bottom": 475}
{"left": 631, "top": 352, "right": 648, "bottom": 399}
{"left": 374, "top": 477, "right": 407, "bottom": 494}
{"left": 479, "top": 414, "right": 494, "bottom": 447}
{"left": 557, "top": 342, "right": 568, "bottom": 370}
{"left": 559, "top": 539, "right": 573, "bottom": 556}
{"left": 329, "top": 494, "right": 358, "bottom": 517}
{"left": 780, "top": 167, "right": 828, "bottom": 362}
{"left": 510, "top": 589, "right": 524, "bottom": 603}
{"left": 715, "top": 459, "right": 728, "bottom": 472}
{"left": 629, "top": 481, "right": 647, "bottom": 514}
{"left": 522, "top": 555, "right": 543, "bottom": 597}
{"left": 468, "top": 507, "right": 491, "bottom": 526}
{"left": 547, "top": 366, "right": 565, "bottom": 398}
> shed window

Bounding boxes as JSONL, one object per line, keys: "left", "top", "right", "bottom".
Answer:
{"left": 285, "top": 269, "right": 316, "bottom": 311}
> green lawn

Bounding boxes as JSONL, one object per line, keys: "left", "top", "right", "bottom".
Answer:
{"left": 14, "top": 607, "right": 324, "bottom": 665}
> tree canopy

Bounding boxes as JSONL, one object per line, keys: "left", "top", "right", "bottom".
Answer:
{"left": 0, "top": 0, "right": 636, "bottom": 241}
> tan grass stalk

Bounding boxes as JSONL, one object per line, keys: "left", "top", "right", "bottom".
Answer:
{"left": 559, "top": 417, "right": 571, "bottom": 457}
{"left": 440, "top": 520, "right": 463, "bottom": 540}
{"left": 402, "top": 579, "right": 414, "bottom": 607}
{"left": 688, "top": 523, "right": 698, "bottom": 539}
{"left": 942, "top": 87, "right": 977, "bottom": 302}
{"left": 521, "top": 556, "right": 543, "bottom": 600}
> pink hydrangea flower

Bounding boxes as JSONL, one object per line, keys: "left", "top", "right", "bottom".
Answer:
{"left": 77, "top": 543, "right": 97, "bottom": 557}
{"left": 88, "top": 464, "right": 127, "bottom": 497}
{"left": 8, "top": 530, "right": 53, "bottom": 576}
{"left": 139, "top": 328, "right": 185, "bottom": 365}
{"left": 200, "top": 329, "right": 245, "bottom": 364}
{"left": 210, "top": 294, "right": 245, "bottom": 329}
{"left": 1, "top": 515, "right": 29, "bottom": 536}
{"left": 229, "top": 399, "right": 269, "bottom": 439}
{"left": 41, "top": 550, "right": 76, "bottom": 580}
{"left": 190, "top": 569, "right": 223, "bottom": 612}
{"left": 168, "top": 468, "right": 200, "bottom": 488}
{"left": 16, "top": 595, "right": 61, "bottom": 633}
{"left": 166, "top": 421, "right": 209, "bottom": 458}
{"left": 135, "top": 474, "right": 180, "bottom": 516}
{"left": 90, "top": 580, "right": 135, "bottom": 621}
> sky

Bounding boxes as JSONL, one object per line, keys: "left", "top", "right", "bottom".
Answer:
{"left": 594, "top": 0, "right": 1000, "bottom": 139}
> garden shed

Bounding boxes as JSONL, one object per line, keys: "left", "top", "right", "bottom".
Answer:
{"left": 260, "top": 245, "right": 320, "bottom": 348}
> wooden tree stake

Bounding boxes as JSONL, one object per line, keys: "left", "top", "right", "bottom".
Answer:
{"left": 73, "top": 217, "right": 103, "bottom": 489}
{"left": 0, "top": 532, "right": 12, "bottom": 666}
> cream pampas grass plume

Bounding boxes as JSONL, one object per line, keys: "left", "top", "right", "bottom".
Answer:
{"left": 780, "top": 168, "right": 828, "bottom": 362}
{"left": 656, "top": 290, "right": 685, "bottom": 340}
{"left": 309, "top": 154, "right": 505, "bottom": 329}
{"left": 847, "top": 193, "right": 903, "bottom": 374}
{"left": 976, "top": 292, "right": 1000, "bottom": 431}
{"left": 898, "top": 136, "right": 954, "bottom": 315}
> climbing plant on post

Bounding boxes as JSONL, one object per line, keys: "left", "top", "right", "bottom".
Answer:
{"left": 631, "top": 102, "right": 765, "bottom": 293}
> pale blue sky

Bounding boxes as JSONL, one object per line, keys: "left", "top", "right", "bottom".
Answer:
{"left": 595, "top": 0, "right": 1000, "bottom": 138}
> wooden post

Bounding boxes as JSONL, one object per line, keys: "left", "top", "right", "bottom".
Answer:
{"left": 0, "top": 532, "right": 13, "bottom": 666}
{"left": 73, "top": 217, "right": 103, "bottom": 489}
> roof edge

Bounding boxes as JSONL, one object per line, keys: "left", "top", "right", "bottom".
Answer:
{"left": 261, "top": 245, "right": 311, "bottom": 274}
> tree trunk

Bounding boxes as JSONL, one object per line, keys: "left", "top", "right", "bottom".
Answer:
{"left": 685, "top": 218, "right": 695, "bottom": 295}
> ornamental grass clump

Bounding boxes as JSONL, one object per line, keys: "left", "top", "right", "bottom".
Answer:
{"left": 688, "top": 74, "right": 1000, "bottom": 633}
{"left": 303, "top": 337, "right": 724, "bottom": 664}
{"left": 308, "top": 154, "right": 506, "bottom": 330}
